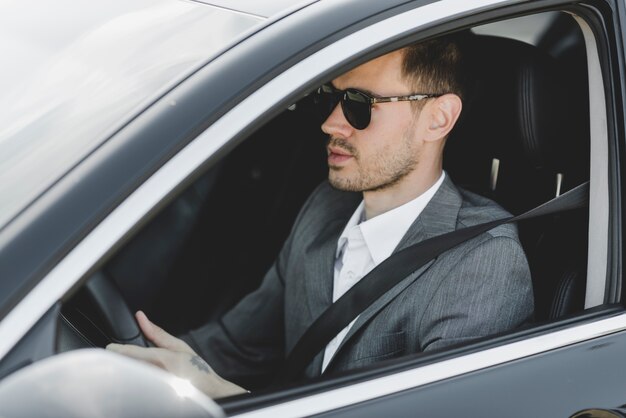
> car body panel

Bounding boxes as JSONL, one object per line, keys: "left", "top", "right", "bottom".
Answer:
{"left": 309, "top": 327, "right": 626, "bottom": 418}
{"left": 0, "top": 0, "right": 261, "bottom": 232}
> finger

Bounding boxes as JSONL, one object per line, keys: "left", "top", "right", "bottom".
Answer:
{"left": 135, "top": 311, "right": 193, "bottom": 353}
{"left": 106, "top": 343, "right": 170, "bottom": 370}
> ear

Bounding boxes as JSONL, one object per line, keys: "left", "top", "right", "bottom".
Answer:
{"left": 423, "top": 94, "right": 462, "bottom": 142}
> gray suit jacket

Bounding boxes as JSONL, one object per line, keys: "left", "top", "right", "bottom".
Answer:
{"left": 183, "top": 176, "right": 533, "bottom": 388}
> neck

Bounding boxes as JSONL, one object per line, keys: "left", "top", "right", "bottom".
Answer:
{"left": 362, "top": 167, "right": 442, "bottom": 220}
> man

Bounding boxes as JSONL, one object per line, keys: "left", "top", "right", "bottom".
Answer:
{"left": 108, "top": 36, "right": 534, "bottom": 398}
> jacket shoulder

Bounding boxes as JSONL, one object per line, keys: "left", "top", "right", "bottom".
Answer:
{"left": 456, "top": 188, "right": 519, "bottom": 240}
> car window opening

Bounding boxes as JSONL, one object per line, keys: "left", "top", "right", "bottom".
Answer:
{"left": 56, "top": 8, "right": 601, "bottom": 404}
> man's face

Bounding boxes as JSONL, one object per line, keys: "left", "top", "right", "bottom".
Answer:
{"left": 321, "top": 50, "right": 428, "bottom": 192}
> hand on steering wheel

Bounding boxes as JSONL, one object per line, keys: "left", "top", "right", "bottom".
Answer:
{"left": 107, "top": 311, "right": 248, "bottom": 399}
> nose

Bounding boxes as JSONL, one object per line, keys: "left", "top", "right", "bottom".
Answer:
{"left": 321, "top": 102, "right": 354, "bottom": 138}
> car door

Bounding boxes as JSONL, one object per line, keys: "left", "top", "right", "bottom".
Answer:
{"left": 0, "top": 0, "right": 624, "bottom": 417}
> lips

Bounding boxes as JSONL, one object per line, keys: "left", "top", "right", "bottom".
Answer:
{"left": 327, "top": 146, "right": 353, "bottom": 165}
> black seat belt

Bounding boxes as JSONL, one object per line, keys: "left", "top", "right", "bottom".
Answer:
{"left": 275, "top": 181, "right": 589, "bottom": 383}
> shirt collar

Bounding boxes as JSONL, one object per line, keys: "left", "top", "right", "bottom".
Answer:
{"left": 336, "top": 172, "right": 446, "bottom": 265}
{"left": 335, "top": 200, "right": 366, "bottom": 259}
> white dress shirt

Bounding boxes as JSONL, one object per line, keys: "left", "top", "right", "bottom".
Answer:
{"left": 321, "top": 172, "right": 446, "bottom": 372}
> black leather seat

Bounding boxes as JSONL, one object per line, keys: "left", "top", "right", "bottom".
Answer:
{"left": 445, "top": 33, "right": 589, "bottom": 321}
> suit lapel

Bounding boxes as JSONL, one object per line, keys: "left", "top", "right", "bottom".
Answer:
{"left": 301, "top": 189, "right": 360, "bottom": 376}
{"left": 303, "top": 218, "right": 344, "bottom": 322}
{"left": 302, "top": 188, "right": 361, "bottom": 323}
{"left": 400, "top": 176, "right": 464, "bottom": 246}
{"left": 324, "top": 176, "right": 463, "bottom": 371}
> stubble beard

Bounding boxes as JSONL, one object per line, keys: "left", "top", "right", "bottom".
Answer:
{"left": 327, "top": 130, "right": 419, "bottom": 193}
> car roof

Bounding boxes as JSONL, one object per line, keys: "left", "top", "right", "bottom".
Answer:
{"left": 0, "top": 0, "right": 263, "bottom": 232}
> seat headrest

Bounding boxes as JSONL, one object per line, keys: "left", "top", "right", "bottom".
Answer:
{"left": 445, "top": 33, "right": 587, "bottom": 212}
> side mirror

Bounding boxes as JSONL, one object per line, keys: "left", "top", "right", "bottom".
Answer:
{"left": 0, "top": 349, "right": 225, "bottom": 418}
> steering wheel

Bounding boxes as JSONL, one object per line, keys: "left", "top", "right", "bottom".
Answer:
{"left": 61, "top": 271, "right": 149, "bottom": 349}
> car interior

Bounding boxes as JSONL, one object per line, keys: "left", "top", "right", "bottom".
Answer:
{"left": 52, "top": 8, "right": 597, "bottom": 398}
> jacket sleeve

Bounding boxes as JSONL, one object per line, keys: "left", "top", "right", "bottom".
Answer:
{"left": 181, "top": 258, "right": 286, "bottom": 389}
{"left": 419, "top": 235, "right": 534, "bottom": 352}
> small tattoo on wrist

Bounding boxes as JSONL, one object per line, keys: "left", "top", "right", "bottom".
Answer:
{"left": 190, "top": 355, "right": 210, "bottom": 373}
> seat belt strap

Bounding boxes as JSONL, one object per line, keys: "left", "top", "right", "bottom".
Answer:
{"left": 275, "top": 181, "right": 589, "bottom": 383}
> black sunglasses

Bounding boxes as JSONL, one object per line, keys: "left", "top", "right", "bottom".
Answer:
{"left": 313, "top": 83, "right": 442, "bottom": 130}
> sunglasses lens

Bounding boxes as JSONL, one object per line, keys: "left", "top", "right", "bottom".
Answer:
{"left": 342, "top": 89, "right": 371, "bottom": 130}
{"left": 313, "top": 84, "right": 341, "bottom": 121}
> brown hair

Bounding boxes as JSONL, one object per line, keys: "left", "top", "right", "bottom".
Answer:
{"left": 401, "top": 35, "right": 466, "bottom": 106}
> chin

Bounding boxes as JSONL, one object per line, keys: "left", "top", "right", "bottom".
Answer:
{"left": 329, "top": 173, "right": 376, "bottom": 192}
{"left": 329, "top": 174, "right": 360, "bottom": 192}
